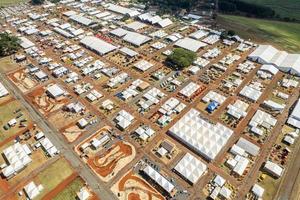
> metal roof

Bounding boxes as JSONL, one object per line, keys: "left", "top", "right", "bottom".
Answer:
{"left": 80, "top": 36, "right": 117, "bottom": 55}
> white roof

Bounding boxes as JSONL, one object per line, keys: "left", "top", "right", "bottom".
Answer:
{"left": 236, "top": 137, "right": 260, "bottom": 156}
{"left": 288, "top": 100, "right": 300, "bottom": 128}
{"left": 125, "top": 21, "right": 147, "bottom": 31}
{"left": 233, "top": 155, "right": 249, "bottom": 176}
{"left": 63, "top": 10, "right": 77, "bottom": 17}
{"left": 106, "top": 3, "right": 140, "bottom": 16}
{"left": 2, "top": 143, "right": 32, "bottom": 177}
{"left": 123, "top": 32, "right": 151, "bottom": 46}
{"left": 249, "top": 109, "right": 277, "bottom": 129}
{"left": 119, "top": 47, "right": 138, "bottom": 57}
{"left": 0, "top": 82, "right": 9, "bottom": 97}
{"left": 110, "top": 28, "right": 129, "bottom": 37}
{"left": 202, "top": 91, "right": 226, "bottom": 105}
{"left": 252, "top": 184, "right": 264, "bottom": 198}
{"left": 169, "top": 109, "right": 233, "bottom": 160}
{"left": 175, "top": 37, "right": 207, "bottom": 52}
{"left": 46, "top": 84, "right": 65, "bottom": 98}
{"left": 156, "top": 18, "right": 173, "bottom": 28}
{"left": 134, "top": 60, "right": 153, "bottom": 71}
{"left": 249, "top": 45, "right": 279, "bottom": 63}
{"left": 179, "top": 82, "right": 200, "bottom": 98}
{"left": 249, "top": 45, "right": 300, "bottom": 75}
{"left": 70, "top": 14, "right": 93, "bottom": 26}
{"left": 220, "top": 186, "right": 232, "bottom": 199}
{"left": 142, "top": 165, "right": 175, "bottom": 194}
{"left": 24, "top": 181, "right": 41, "bottom": 200}
{"left": 264, "top": 161, "right": 284, "bottom": 177}
{"left": 239, "top": 85, "right": 262, "bottom": 102}
{"left": 263, "top": 100, "right": 285, "bottom": 111}
{"left": 260, "top": 64, "right": 279, "bottom": 75}
{"left": 213, "top": 175, "right": 226, "bottom": 187}
{"left": 174, "top": 153, "right": 207, "bottom": 184}
{"left": 19, "top": 37, "right": 35, "bottom": 49}
{"left": 80, "top": 36, "right": 117, "bottom": 55}
{"left": 77, "top": 187, "right": 90, "bottom": 200}
{"left": 189, "top": 30, "right": 209, "bottom": 40}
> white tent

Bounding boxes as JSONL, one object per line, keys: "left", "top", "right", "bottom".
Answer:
{"left": 142, "top": 165, "right": 175, "bottom": 194}
{"left": 169, "top": 109, "right": 233, "bottom": 160}
{"left": 174, "top": 153, "right": 207, "bottom": 184}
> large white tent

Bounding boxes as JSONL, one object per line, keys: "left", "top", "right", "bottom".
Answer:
{"left": 287, "top": 100, "right": 300, "bottom": 128}
{"left": 80, "top": 36, "right": 117, "bottom": 55}
{"left": 106, "top": 3, "right": 140, "bottom": 17}
{"left": 175, "top": 37, "right": 207, "bottom": 52}
{"left": 2, "top": 143, "right": 32, "bottom": 178}
{"left": 169, "top": 109, "right": 233, "bottom": 160}
{"left": 174, "top": 153, "right": 207, "bottom": 184}
{"left": 142, "top": 164, "right": 175, "bottom": 194}
{"left": 249, "top": 45, "right": 300, "bottom": 76}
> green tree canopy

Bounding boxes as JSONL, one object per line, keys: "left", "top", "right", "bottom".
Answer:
{"left": 0, "top": 33, "right": 20, "bottom": 57}
{"left": 167, "top": 48, "right": 196, "bottom": 70}
{"left": 31, "top": 0, "right": 45, "bottom": 5}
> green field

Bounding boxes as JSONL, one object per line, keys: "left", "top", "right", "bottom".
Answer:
{"left": 35, "top": 159, "right": 74, "bottom": 199}
{"left": 0, "top": 100, "right": 32, "bottom": 142}
{"left": 53, "top": 177, "right": 84, "bottom": 200}
{"left": 217, "top": 15, "right": 300, "bottom": 52}
{"left": 241, "top": 0, "right": 300, "bottom": 20}
{"left": 0, "top": 0, "right": 26, "bottom": 7}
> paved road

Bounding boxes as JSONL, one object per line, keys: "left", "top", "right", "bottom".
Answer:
{"left": 0, "top": 72, "right": 117, "bottom": 200}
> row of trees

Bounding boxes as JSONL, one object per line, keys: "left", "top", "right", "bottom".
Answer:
{"left": 138, "top": 0, "right": 197, "bottom": 11}
{"left": 166, "top": 48, "right": 196, "bottom": 70}
{"left": 0, "top": 33, "right": 20, "bottom": 57}
{"left": 219, "top": 0, "right": 275, "bottom": 18}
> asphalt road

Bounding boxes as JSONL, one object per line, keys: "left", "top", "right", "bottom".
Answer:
{"left": 0, "top": 72, "right": 118, "bottom": 200}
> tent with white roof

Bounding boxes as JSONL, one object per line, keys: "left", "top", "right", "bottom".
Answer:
{"left": 174, "top": 153, "right": 207, "bottom": 184}
{"left": 169, "top": 109, "right": 233, "bottom": 160}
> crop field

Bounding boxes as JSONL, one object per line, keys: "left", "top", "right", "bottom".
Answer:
{"left": 0, "top": 100, "right": 32, "bottom": 142}
{"left": 34, "top": 158, "right": 74, "bottom": 199}
{"left": 0, "top": 0, "right": 26, "bottom": 7}
{"left": 53, "top": 177, "right": 85, "bottom": 200}
{"left": 241, "top": 0, "right": 300, "bottom": 20}
{"left": 217, "top": 15, "right": 300, "bottom": 52}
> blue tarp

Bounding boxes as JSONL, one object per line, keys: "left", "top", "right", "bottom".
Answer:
{"left": 206, "top": 101, "right": 219, "bottom": 113}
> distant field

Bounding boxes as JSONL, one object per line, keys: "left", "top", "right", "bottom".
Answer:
{"left": 0, "top": 0, "right": 26, "bottom": 7}
{"left": 217, "top": 15, "right": 300, "bottom": 52}
{"left": 241, "top": 0, "right": 300, "bottom": 20}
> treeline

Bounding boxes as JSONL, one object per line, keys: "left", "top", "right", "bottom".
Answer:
{"left": 138, "top": 0, "right": 197, "bottom": 11}
{"left": 219, "top": 0, "right": 279, "bottom": 19}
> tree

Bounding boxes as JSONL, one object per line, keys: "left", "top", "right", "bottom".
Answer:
{"left": 31, "top": 0, "right": 44, "bottom": 5}
{"left": 0, "top": 33, "right": 20, "bottom": 57}
{"left": 167, "top": 48, "right": 196, "bottom": 69}
{"left": 228, "top": 30, "right": 235, "bottom": 36}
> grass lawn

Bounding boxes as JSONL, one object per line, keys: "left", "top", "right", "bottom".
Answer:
{"left": 35, "top": 158, "right": 74, "bottom": 199}
{"left": 53, "top": 177, "right": 84, "bottom": 200}
{"left": 217, "top": 15, "right": 300, "bottom": 52}
{"left": 0, "top": 57, "right": 21, "bottom": 73}
{"left": 259, "top": 173, "right": 280, "bottom": 200}
{"left": 0, "top": 100, "right": 32, "bottom": 142}
{"left": 241, "top": 0, "right": 300, "bottom": 21}
{"left": 0, "top": 0, "right": 26, "bottom": 7}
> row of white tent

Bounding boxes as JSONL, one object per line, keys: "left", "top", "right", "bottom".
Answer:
{"left": 249, "top": 45, "right": 300, "bottom": 76}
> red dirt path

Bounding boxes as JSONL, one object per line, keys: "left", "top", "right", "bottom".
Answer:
{"left": 117, "top": 171, "right": 164, "bottom": 200}
{"left": 87, "top": 141, "right": 133, "bottom": 177}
